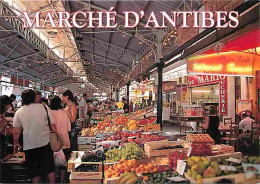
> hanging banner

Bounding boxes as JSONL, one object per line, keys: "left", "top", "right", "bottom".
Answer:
{"left": 18, "top": 78, "right": 24, "bottom": 86}
{"left": 219, "top": 78, "right": 228, "bottom": 115}
{"left": 187, "top": 52, "right": 253, "bottom": 76}
{"left": 181, "top": 86, "right": 188, "bottom": 103}
{"left": 24, "top": 80, "right": 29, "bottom": 87}
{"left": 10, "top": 76, "right": 18, "bottom": 85}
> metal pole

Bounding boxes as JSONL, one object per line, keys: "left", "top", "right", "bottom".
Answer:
{"left": 157, "top": 61, "right": 164, "bottom": 130}
{"left": 126, "top": 81, "right": 130, "bottom": 105}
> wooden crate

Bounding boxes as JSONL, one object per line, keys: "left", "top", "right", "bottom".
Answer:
{"left": 70, "top": 162, "right": 103, "bottom": 180}
{"left": 78, "top": 144, "right": 94, "bottom": 151}
{"left": 207, "top": 152, "right": 242, "bottom": 161}
{"left": 184, "top": 173, "right": 246, "bottom": 183}
{"left": 144, "top": 140, "right": 189, "bottom": 158}
{"left": 70, "top": 179, "right": 102, "bottom": 184}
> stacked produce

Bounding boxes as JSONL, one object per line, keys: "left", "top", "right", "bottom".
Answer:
{"left": 105, "top": 158, "right": 168, "bottom": 178}
{"left": 116, "top": 172, "right": 140, "bottom": 184}
{"left": 186, "top": 156, "right": 244, "bottom": 183}
{"left": 190, "top": 143, "right": 213, "bottom": 156}
{"left": 136, "top": 117, "right": 156, "bottom": 127}
{"left": 75, "top": 150, "right": 105, "bottom": 172}
{"left": 113, "top": 116, "right": 129, "bottom": 126}
{"left": 143, "top": 171, "right": 190, "bottom": 184}
{"left": 127, "top": 120, "right": 139, "bottom": 130}
{"left": 242, "top": 156, "right": 260, "bottom": 164}
{"left": 105, "top": 131, "right": 166, "bottom": 145}
{"left": 140, "top": 124, "right": 161, "bottom": 131}
{"left": 169, "top": 150, "right": 188, "bottom": 169}
{"left": 105, "top": 143, "right": 144, "bottom": 162}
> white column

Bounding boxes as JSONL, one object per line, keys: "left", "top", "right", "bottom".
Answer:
{"left": 241, "top": 77, "right": 249, "bottom": 100}
{"left": 227, "top": 77, "right": 236, "bottom": 122}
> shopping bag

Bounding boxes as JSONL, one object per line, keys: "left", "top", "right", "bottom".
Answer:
{"left": 54, "top": 149, "right": 67, "bottom": 167}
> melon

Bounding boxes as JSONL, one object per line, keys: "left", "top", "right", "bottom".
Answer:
{"left": 148, "top": 117, "right": 157, "bottom": 124}
{"left": 136, "top": 119, "right": 149, "bottom": 126}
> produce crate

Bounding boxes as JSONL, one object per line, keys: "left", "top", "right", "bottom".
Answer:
{"left": 186, "top": 134, "right": 215, "bottom": 144}
{"left": 207, "top": 152, "right": 242, "bottom": 161}
{"left": 77, "top": 136, "right": 96, "bottom": 144}
{"left": 184, "top": 172, "right": 246, "bottom": 183}
{"left": 78, "top": 144, "right": 94, "bottom": 151}
{"left": 185, "top": 152, "right": 244, "bottom": 183}
{"left": 212, "top": 145, "right": 235, "bottom": 155}
{"left": 144, "top": 140, "right": 189, "bottom": 158}
{"left": 70, "top": 162, "right": 103, "bottom": 181}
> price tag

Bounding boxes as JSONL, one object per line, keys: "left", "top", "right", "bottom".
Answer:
{"left": 220, "top": 165, "right": 237, "bottom": 171}
{"left": 168, "top": 176, "right": 186, "bottom": 182}
{"left": 176, "top": 160, "right": 186, "bottom": 175}
{"left": 187, "top": 147, "right": 192, "bottom": 157}
{"left": 226, "top": 157, "right": 241, "bottom": 164}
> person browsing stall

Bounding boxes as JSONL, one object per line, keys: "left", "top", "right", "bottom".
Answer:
{"left": 13, "top": 89, "right": 57, "bottom": 183}
{"left": 50, "top": 96, "right": 71, "bottom": 183}
{"left": 202, "top": 105, "right": 221, "bottom": 144}
{"left": 79, "top": 94, "right": 88, "bottom": 129}
{"left": 122, "top": 97, "right": 129, "bottom": 114}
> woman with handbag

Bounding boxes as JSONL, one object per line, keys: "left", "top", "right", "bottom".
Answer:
{"left": 13, "top": 89, "right": 57, "bottom": 184}
{"left": 50, "top": 96, "right": 71, "bottom": 183}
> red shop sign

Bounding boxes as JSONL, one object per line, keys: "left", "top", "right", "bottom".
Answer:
{"left": 163, "top": 81, "right": 176, "bottom": 93}
{"left": 188, "top": 75, "right": 228, "bottom": 115}
{"left": 187, "top": 75, "right": 226, "bottom": 87}
{"left": 10, "top": 76, "right": 18, "bottom": 85}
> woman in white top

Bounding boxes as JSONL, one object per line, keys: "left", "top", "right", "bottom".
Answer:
{"left": 50, "top": 96, "right": 71, "bottom": 183}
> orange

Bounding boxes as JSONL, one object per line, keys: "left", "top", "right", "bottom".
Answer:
{"left": 143, "top": 176, "right": 149, "bottom": 181}
{"left": 152, "top": 167, "right": 159, "bottom": 172}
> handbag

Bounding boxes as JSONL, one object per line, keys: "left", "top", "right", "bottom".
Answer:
{"left": 43, "top": 105, "right": 64, "bottom": 152}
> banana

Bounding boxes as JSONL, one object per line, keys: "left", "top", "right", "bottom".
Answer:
{"left": 119, "top": 174, "right": 136, "bottom": 184}
{"left": 117, "top": 172, "right": 133, "bottom": 184}
{"left": 125, "top": 177, "right": 139, "bottom": 184}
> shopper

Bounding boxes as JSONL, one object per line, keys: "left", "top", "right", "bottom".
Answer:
{"left": 0, "top": 96, "right": 12, "bottom": 159}
{"left": 41, "top": 97, "right": 49, "bottom": 107}
{"left": 239, "top": 113, "right": 255, "bottom": 133}
{"left": 62, "top": 90, "right": 78, "bottom": 123}
{"left": 79, "top": 94, "right": 87, "bottom": 129}
{"left": 13, "top": 89, "right": 57, "bottom": 183}
{"left": 122, "top": 97, "right": 129, "bottom": 113}
{"left": 61, "top": 90, "right": 78, "bottom": 151}
{"left": 34, "top": 90, "right": 41, "bottom": 103}
{"left": 50, "top": 96, "right": 71, "bottom": 183}
{"left": 6, "top": 94, "right": 16, "bottom": 117}
{"left": 202, "top": 105, "right": 221, "bottom": 144}
{"left": 86, "top": 99, "right": 93, "bottom": 127}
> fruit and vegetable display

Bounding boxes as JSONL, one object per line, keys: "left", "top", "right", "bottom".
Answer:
{"left": 104, "top": 158, "right": 168, "bottom": 178}
{"left": 105, "top": 143, "right": 144, "bottom": 162}
{"left": 140, "top": 124, "right": 161, "bottom": 131}
{"left": 143, "top": 171, "right": 190, "bottom": 184}
{"left": 242, "top": 156, "right": 260, "bottom": 164}
{"left": 76, "top": 150, "right": 105, "bottom": 172}
{"left": 127, "top": 120, "right": 139, "bottom": 130}
{"left": 186, "top": 156, "right": 245, "bottom": 183}
{"left": 113, "top": 116, "right": 129, "bottom": 126}
{"left": 154, "top": 145, "right": 184, "bottom": 150}
{"left": 169, "top": 150, "right": 188, "bottom": 169}
{"left": 190, "top": 143, "right": 213, "bottom": 156}
{"left": 136, "top": 117, "right": 157, "bottom": 127}
{"left": 105, "top": 131, "right": 166, "bottom": 145}
{"left": 186, "top": 134, "right": 215, "bottom": 144}
{"left": 116, "top": 172, "right": 140, "bottom": 184}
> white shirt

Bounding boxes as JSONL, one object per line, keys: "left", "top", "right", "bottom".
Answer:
{"left": 13, "top": 104, "right": 54, "bottom": 150}
{"left": 51, "top": 109, "right": 71, "bottom": 149}
{"left": 79, "top": 98, "right": 87, "bottom": 121}
{"left": 239, "top": 117, "right": 255, "bottom": 132}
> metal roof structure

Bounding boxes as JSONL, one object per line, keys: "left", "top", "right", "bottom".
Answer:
{"left": 0, "top": 0, "right": 201, "bottom": 94}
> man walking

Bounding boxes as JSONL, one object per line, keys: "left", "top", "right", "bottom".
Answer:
{"left": 79, "top": 94, "right": 87, "bottom": 129}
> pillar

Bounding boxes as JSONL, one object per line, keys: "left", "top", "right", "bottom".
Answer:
{"left": 156, "top": 62, "right": 164, "bottom": 130}
{"left": 126, "top": 81, "right": 130, "bottom": 105}
{"left": 241, "top": 77, "right": 249, "bottom": 100}
{"left": 227, "top": 77, "right": 236, "bottom": 122}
